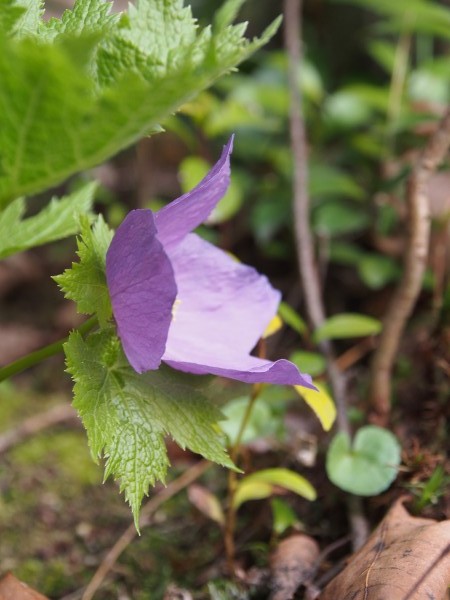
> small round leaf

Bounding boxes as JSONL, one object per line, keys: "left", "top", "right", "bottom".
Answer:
{"left": 326, "top": 426, "right": 401, "bottom": 496}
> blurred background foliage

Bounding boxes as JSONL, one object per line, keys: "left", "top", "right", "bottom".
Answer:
{"left": 93, "top": 0, "right": 450, "bottom": 460}
{"left": 77, "top": 0, "right": 450, "bottom": 483}
{"left": 1, "top": 0, "right": 450, "bottom": 596}
{"left": 99, "top": 0, "right": 450, "bottom": 319}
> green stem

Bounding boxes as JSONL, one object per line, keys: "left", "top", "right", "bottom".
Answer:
{"left": 0, "top": 316, "right": 97, "bottom": 383}
{"left": 224, "top": 339, "right": 266, "bottom": 573}
{"left": 230, "top": 382, "right": 263, "bottom": 465}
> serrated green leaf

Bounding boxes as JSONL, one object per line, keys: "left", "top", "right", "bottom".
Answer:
{"left": 214, "top": 0, "right": 246, "bottom": 31}
{"left": 0, "top": 0, "right": 27, "bottom": 35}
{"left": 54, "top": 214, "right": 113, "bottom": 325}
{"left": 8, "top": 0, "right": 44, "bottom": 37}
{"left": 0, "top": 181, "right": 96, "bottom": 259}
{"left": 0, "top": 0, "right": 280, "bottom": 206}
{"left": 313, "top": 313, "right": 382, "bottom": 342}
{"left": 42, "top": 0, "right": 118, "bottom": 40}
{"left": 326, "top": 425, "right": 401, "bottom": 496}
{"left": 65, "top": 327, "right": 233, "bottom": 526}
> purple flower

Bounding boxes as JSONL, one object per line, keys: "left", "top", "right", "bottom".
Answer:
{"left": 106, "top": 137, "right": 314, "bottom": 389}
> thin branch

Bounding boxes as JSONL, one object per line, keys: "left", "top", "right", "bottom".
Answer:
{"left": 81, "top": 460, "right": 211, "bottom": 600}
{"left": 284, "top": 0, "right": 369, "bottom": 550}
{"left": 369, "top": 107, "right": 450, "bottom": 424}
{"left": 284, "top": 0, "right": 325, "bottom": 331}
{"left": 0, "top": 316, "right": 97, "bottom": 383}
{"left": 0, "top": 404, "right": 79, "bottom": 454}
{"left": 283, "top": 0, "right": 349, "bottom": 437}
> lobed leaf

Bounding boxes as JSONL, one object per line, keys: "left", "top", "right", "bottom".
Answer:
{"left": 0, "top": 0, "right": 280, "bottom": 206}
{"left": 65, "top": 327, "right": 233, "bottom": 527}
{"left": 54, "top": 214, "right": 113, "bottom": 325}
{"left": 0, "top": 181, "right": 96, "bottom": 259}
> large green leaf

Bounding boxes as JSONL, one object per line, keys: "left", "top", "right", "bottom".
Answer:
{"left": 0, "top": 0, "right": 280, "bottom": 206}
{"left": 0, "top": 181, "right": 96, "bottom": 259}
{"left": 65, "top": 327, "right": 233, "bottom": 526}
{"left": 334, "top": 0, "right": 450, "bottom": 39}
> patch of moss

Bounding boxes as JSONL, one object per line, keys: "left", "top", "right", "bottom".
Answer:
{"left": 0, "top": 382, "right": 29, "bottom": 423}
{"left": 15, "top": 558, "right": 68, "bottom": 597}
{"left": 11, "top": 430, "right": 101, "bottom": 488}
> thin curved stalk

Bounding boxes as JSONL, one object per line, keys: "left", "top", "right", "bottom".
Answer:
{"left": 369, "top": 107, "right": 450, "bottom": 424}
{"left": 0, "top": 316, "right": 97, "bottom": 383}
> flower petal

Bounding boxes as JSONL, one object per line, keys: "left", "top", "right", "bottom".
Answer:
{"left": 154, "top": 136, "right": 233, "bottom": 250}
{"left": 165, "top": 355, "right": 315, "bottom": 388}
{"left": 106, "top": 209, "right": 177, "bottom": 373}
{"left": 162, "top": 234, "right": 315, "bottom": 388}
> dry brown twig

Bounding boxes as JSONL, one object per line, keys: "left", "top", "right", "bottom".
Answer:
{"left": 0, "top": 403, "right": 78, "bottom": 454}
{"left": 369, "top": 107, "right": 450, "bottom": 425}
{"left": 284, "top": 0, "right": 369, "bottom": 552}
{"left": 283, "top": 0, "right": 349, "bottom": 438}
{"left": 81, "top": 459, "right": 211, "bottom": 600}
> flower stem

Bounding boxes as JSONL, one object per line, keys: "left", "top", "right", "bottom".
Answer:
{"left": 0, "top": 316, "right": 97, "bottom": 383}
{"left": 224, "top": 340, "right": 266, "bottom": 573}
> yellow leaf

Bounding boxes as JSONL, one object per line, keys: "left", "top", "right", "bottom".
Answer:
{"left": 233, "top": 480, "right": 274, "bottom": 509}
{"left": 295, "top": 382, "right": 337, "bottom": 431}
{"left": 245, "top": 468, "right": 317, "bottom": 501}
{"left": 263, "top": 314, "right": 283, "bottom": 338}
{"left": 233, "top": 468, "right": 317, "bottom": 509}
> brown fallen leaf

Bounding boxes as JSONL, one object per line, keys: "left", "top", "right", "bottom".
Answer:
{"left": 269, "top": 533, "right": 320, "bottom": 600}
{"left": 321, "top": 497, "right": 450, "bottom": 600}
{"left": 163, "top": 584, "right": 193, "bottom": 599}
{"left": 0, "top": 573, "right": 48, "bottom": 600}
{"left": 187, "top": 483, "right": 224, "bottom": 526}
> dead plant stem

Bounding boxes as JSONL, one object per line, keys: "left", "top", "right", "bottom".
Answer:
{"left": 0, "top": 404, "right": 78, "bottom": 454}
{"left": 284, "top": 0, "right": 368, "bottom": 550}
{"left": 81, "top": 460, "right": 211, "bottom": 600}
{"left": 369, "top": 107, "right": 450, "bottom": 423}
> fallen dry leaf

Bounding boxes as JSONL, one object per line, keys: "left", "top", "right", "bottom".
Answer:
{"left": 163, "top": 584, "right": 193, "bottom": 600}
{"left": 269, "top": 533, "right": 320, "bottom": 600}
{"left": 0, "top": 573, "right": 48, "bottom": 600}
{"left": 187, "top": 483, "right": 224, "bottom": 526}
{"left": 321, "top": 497, "right": 450, "bottom": 600}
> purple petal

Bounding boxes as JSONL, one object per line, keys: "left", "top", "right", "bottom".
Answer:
{"left": 154, "top": 136, "right": 233, "bottom": 250}
{"left": 162, "top": 234, "right": 315, "bottom": 388}
{"left": 106, "top": 209, "right": 177, "bottom": 373}
{"left": 164, "top": 356, "right": 316, "bottom": 388}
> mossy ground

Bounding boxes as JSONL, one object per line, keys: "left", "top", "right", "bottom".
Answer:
{"left": 0, "top": 382, "right": 234, "bottom": 599}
